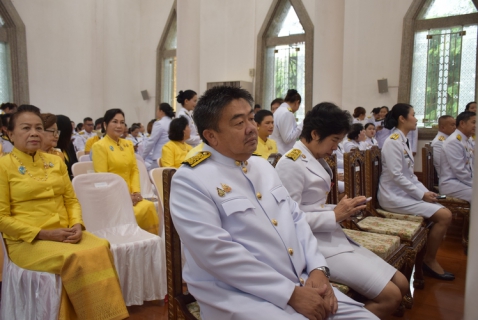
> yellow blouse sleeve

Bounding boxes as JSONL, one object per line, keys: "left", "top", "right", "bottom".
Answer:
{"left": 270, "top": 139, "right": 278, "bottom": 154}
{"left": 92, "top": 141, "right": 108, "bottom": 173}
{"left": 128, "top": 141, "right": 141, "bottom": 193}
{"left": 60, "top": 160, "right": 84, "bottom": 228}
{"left": 0, "top": 164, "right": 41, "bottom": 243}
{"left": 161, "top": 142, "right": 175, "bottom": 168}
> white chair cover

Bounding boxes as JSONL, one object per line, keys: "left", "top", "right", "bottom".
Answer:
{"left": 0, "top": 233, "right": 62, "bottom": 320}
{"left": 78, "top": 155, "right": 91, "bottom": 162}
{"left": 137, "top": 160, "right": 155, "bottom": 200}
{"left": 76, "top": 150, "right": 85, "bottom": 159}
{"left": 135, "top": 153, "right": 145, "bottom": 164}
{"left": 72, "top": 173, "right": 167, "bottom": 306}
{"left": 71, "top": 161, "right": 95, "bottom": 177}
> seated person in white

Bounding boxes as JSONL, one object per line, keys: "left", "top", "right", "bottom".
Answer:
{"left": 431, "top": 115, "right": 455, "bottom": 178}
{"left": 276, "top": 103, "right": 408, "bottom": 319}
{"left": 270, "top": 89, "right": 303, "bottom": 154}
{"left": 170, "top": 86, "right": 378, "bottom": 320}
{"left": 352, "top": 106, "right": 367, "bottom": 125}
{"left": 375, "top": 106, "right": 390, "bottom": 148}
{"left": 465, "top": 101, "right": 476, "bottom": 154}
{"left": 363, "top": 123, "right": 378, "bottom": 149}
{"left": 378, "top": 103, "right": 453, "bottom": 281}
{"left": 343, "top": 123, "right": 367, "bottom": 153}
{"left": 439, "top": 111, "right": 475, "bottom": 204}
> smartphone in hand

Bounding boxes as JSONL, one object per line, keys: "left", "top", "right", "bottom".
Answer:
{"left": 436, "top": 195, "right": 446, "bottom": 200}
{"left": 357, "top": 197, "right": 372, "bottom": 206}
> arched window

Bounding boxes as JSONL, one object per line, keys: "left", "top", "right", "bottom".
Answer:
{"left": 256, "top": 0, "right": 313, "bottom": 122}
{"left": 0, "top": 0, "right": 28, "bottom": 105}
{"left": 156, "top": 2, "right": 177, "bottom": 111}
{"left": 399, "top": 0, "right": 478, "bottom": 128}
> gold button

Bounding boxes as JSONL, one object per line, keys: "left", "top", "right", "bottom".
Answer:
{"left": 33, "top": 163, "right": 37, "bottom": 167}
{"left": 271, "top": 219, "right": 278, "bottom": 226}
{"left": 256, "top": 192, "right": 262, "bottom": 200}
{"left": 301, "top": 154, "right": 306, "bottom": 159}
{"left": 299, "top": 277, "right": 304, "bottom": 285}
{"left": 242, "top": 167, "right": 248, "bottom": 173}
{"left": 288, "top": 248, "right": 294, "bottom": 256}
{"left": 321, "top": 204, "right": 324, "bottom": 208}
{"left": 244, "top": 160, "right": 248, "bottom": 166}
{"left": 235, "top": 160, "right": 241, "bottom": 166}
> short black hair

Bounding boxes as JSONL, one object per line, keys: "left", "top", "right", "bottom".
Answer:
{"left": 0, "top": 102, "right": 17, "bottom": 111}
{"left": 103, "top": 109, "right": 125, "bottom": 125}
{"left": 364, "top": 122, "right": 375, "bottom": 130}
{"left": 7, "top": 105, "right": 41, "bottom": 132}
{"left": 347, "top": 123, "right": 364, "bottom": 140}
{"left": 465, "top": 101, "right": 476, "bottom": 111}
{"left": 254, "top": 109, "right": 273, "bottom": 124}
{"left": 95, "top": 117, "right": 104, "bottom": 132}
{"left": 353, "top": 107, "right": 366, "bottom": 118}
{"left": 456, "top": 111, "right": 476, "bottom": 127}
{"left": 193, "top": 86, "right": 254, "bottom": 145}
{"left": 83, "top": 117, "right": 93, "bottom": 123}
{"left": 254, "top": 104, "right": 261, "bottom": 110}
{"left": 371, "top": 107, "right": 381, "bottom": 115}
{"left": 270, "top": 98, "right": 284, "bottom": 107}
{"left": 384, "top": 103, "right": 412, "bottom": 130}
{"left": 300, "top": 102, "right": 352, "bottom": 142}
{"left": 168, "top": 116, "right": 189, "bottom": 141}
{"left": 438, "top": 115, "right": 453, "bottom": 127}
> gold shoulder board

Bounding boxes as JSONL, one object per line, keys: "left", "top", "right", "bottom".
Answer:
{"left": 390, "top": 133, "right": 399, "bottom": 140}
{"left": 288, "top": 107, "right": 293, "bottom": 113}
{"left": 438, "top": 136, "right": 445, "bottom": 141}
{"left": 182, "top": 151, "right": 211, "bottom": 167}
{"left": 285, "top": 149, "right": 302, "bottom": 161}
{"left": 79, "top": 132, "right": 85, "bottom": 135}
{"left": 457, "top": 134, "right": 462, "bottom": 141}
{"left": 251, "top": 153, "right": 261, "bottom": 157}
{"left": 1, "top": 135, "right": 8, "bottom": 141}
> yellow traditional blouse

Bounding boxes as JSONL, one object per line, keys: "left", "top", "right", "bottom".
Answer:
{"left": 0, "top": 143, "right": 3, "bottom": 157}
{"left": 46, "top": 148, "right": 65, "bottom": 161}
{"left": 0, "top": 148, "right": 84, "bottom": 243}
{"left": 254, "top": 137, "right": 278, "bottom": 159}
{"left": 161, "top": 140, "right": 193, "bottom": 168}
{"left": 85, "top": 135, "right": 101, "bottom": 154}
{"left": 91, "top": 134, "right": 140, "bottom": 193}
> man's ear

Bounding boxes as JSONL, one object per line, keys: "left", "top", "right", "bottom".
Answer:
{"left": 202, "top": 129, "right": 218, "bottom": 147}
{"left": 311, "top": 130, "right": 320, "bottom": 141}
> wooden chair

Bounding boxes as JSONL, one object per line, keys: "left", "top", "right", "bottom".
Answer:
{"left": 162, "top": 169, "right": 201, "bottom": 320}
{"left": 422, "top": 144, "right": 470, "bottom": 253}
{"left": 266, "top": 153, "right": 282, "bottom": 168}
{"left": 324, "top": 154, "right": 339, "bottom": 205}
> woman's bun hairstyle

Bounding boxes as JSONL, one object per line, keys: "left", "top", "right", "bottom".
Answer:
{"left": 176, "top": 90, "right": 197, "bottom": 106}
{"left": 384, "top": 103, "right": 412, "bottom": 130}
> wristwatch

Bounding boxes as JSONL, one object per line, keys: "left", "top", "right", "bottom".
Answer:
{"left": 311, "top": 266, "right": 330, "bottom": 279}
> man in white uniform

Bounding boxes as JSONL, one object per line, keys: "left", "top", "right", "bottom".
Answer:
{"left": 439, "top": 111, "right": 475, "bottom": 203}
{"left": 431, "top": 115, "right": 455, "bottom": 178}
{"left": 73, "top": 117, "right": 96, "bottom": 152}
{"left": 170, "top": 86, "right": 377, "bottom": 320}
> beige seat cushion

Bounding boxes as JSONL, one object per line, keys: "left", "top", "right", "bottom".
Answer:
{"left": 357, "top": 216, "right": 421, "bottom": 241}
{"left": 343, "top": 229, "right": 401, "bottom": 260}
{"left": 187, "top": 301, "right": 201, "bottom": 319}
{"left": 330, "top": 282, "right": 350, "bottom": 295}
{"left": 376, "top": 208, "right": 424, "bottom": 223}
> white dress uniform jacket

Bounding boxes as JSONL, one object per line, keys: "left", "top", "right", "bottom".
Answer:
{"left": 1, "top": 136, "right": 13, "bottom": 153}
{"left": 176, "top": 108, "right": 201, "bottom": 147}
{"left": 275, "top": 141, "right": 355, "bottom": 259}
{"left": 73, "top": 130, "right": 96, "bottom": 152}
{"left": 343, "top": 139, "right": 366, "bottom": 153}
{"left": 270, "top": 103, "right": 303, "bottom": 154}
{"left": 142, "top": 116, "right": 172, "bottom": 170}
{"left": 333, "top": 143, "right": 345, "bottom": 193}
{"left": 431, "top": 131, "right": 449, "bottom": 178}
{"left": 363, "top": 137, "right": 378, "bottom": 149}
{"left": 439, "top": 129, "right": 473, "bottom": 203}
{"left": 406, "top": 129, "right": 418, "bottom": 154}
{"left": 171, "top": 145, "right": 374, "bottom": 320}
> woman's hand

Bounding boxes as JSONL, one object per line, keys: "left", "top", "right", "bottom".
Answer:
{"left": 64, "top": 224, "right": 83, "bottom": 244}
{"left": 333, "top": 195, "right": 367, "bottom": 222}
{"left": 131, "top": 192, "right": 143, "bottom": 206}
{"left": 422, "top": 192, "right": 437, "bottom": 203}
{"left": 37, "top": 223, "right": 82, "bottom": 243}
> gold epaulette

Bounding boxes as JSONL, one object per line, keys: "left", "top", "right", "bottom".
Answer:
{"left": 390, "top": 133, "right": 399, "bottom": 140}
{"left": 457, "top": 134, "right": 462, "bottom": 141}
{"left": 251, "top": 153, "right": 261, "bottom": 157}
{"left": 438, "top": 136, "right": 445, "bottom": 141}
{"left": 288, "top": 107, "right": 293, "bottom": 113}
{"left": 79, "top": 132, "right": 85, "bottom": 135}
{"left": 1, "top": 135, "right": 8, "bottom": 141}
{"left": 182, "top": 151, "right": 211, "bottom": 167}
{"left": 285, "top": 149, "right": 302, "bottom": 161}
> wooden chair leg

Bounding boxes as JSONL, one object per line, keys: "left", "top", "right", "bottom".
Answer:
{"left": 463, "top": 213, "right": 469, "bottom": 255}
{"left": 413, "top": 242, "right": 427, "bottom": 290}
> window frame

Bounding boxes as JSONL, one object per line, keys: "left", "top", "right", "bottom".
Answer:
{"left": 155, "top": 0, "right": 177, "bottom": 111}
{"left": 398, "top": 0, "right": 478, "bottom": 137}
{"left": 0, "top": 0, "right": 28, "bottom": 105}
{"left": 255, "top": 0, "right": 313, "bottom": 113}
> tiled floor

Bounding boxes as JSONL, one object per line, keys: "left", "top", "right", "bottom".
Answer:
{"left": 128, "top": 233, "right": 467, "bottom": 320}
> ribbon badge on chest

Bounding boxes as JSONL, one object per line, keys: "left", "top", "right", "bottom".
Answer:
{"left": 217, "top": 183, "right": 232, "bottom": 197}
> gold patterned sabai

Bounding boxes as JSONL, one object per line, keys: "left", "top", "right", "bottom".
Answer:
{"left": 182, "top": 151, "right": 211, "bottom": 167}
{"left": 438, "top": 135, "right": 445, "bottom": 141}
{"left": 285, "top": 148, "right": 302, "bottom": 161}
{"left": 457, "top": 134, "right": 462, "bottom": 141}
{"left": 390, "top": 133, "right": 399, "bottom": 140}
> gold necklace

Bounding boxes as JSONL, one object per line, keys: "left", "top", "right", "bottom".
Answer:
{"left": 10, "top": 152, "right": 53, "bottom": 181}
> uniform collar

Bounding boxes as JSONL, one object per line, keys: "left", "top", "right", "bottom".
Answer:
{"left": 394, "top": 128, "right": 414, "bottom": 162}
{"left": 295, "top": 141, "right": 333, "bottom": 180}
{"left": 203, "top": 144, "right": 250, "bottom": 169}
{"left": 437, "top": 131, "right": 449, "bottom": 139}
{"left": 11, "top": 147, "right": 41, "bottom": 163}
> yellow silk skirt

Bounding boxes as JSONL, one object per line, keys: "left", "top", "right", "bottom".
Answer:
{"left": 6, "top": 232, "right": 129, "bottom": 320}
{"left": 133, "top": 199, "right": 159, "bottom": 235}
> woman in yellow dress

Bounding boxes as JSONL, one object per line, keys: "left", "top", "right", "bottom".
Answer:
{"left": 160, "top": 116, "right": 192, "bottom": 168}
{"left": 0, "top": 105, "right": 128, "bottom": 320}
{"left": 254, "top": 109, "right": 278, "bottom": 159}
{"left": 40, "top": 113, "right": 65, "bottom": 160}
{"left": 92, "top": 109, "right": 159, "bottom": 235}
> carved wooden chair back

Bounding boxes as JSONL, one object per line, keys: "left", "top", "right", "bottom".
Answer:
{"left": 267, "top": 153, "right": 282, "bottom": 168}
{"left": 163, "top": 169, "right": 198, "bottom": 320}
{"left": 324, "top": 154, "right": 338, "bottom": 204}
{"left": 421, "top": 144, "right": 435, "bottom": 191}
{"left": 343, "top": 148, "right": 367, "bottom": 200}
{"left": 365, "top": 146, "right": 382, "bottom": 212}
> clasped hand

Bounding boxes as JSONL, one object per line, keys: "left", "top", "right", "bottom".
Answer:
{"left": 131, "top": 192, "right": 143, "bottom": 206}
{"left": 333, "top": 195, "right": 367, "bottom": 222}
{"left": 37, "top": 223, "right": 82, "bottom": 243}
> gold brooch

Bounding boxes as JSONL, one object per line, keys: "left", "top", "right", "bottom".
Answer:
{"left": 221, "top": 183, "right": 231, "bottom": 193}
{"left": 217, "top": 188, "right": 226, "bottom": 197}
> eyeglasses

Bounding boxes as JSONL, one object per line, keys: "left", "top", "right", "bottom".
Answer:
{"left": 45, "top": 129, "right": 61, "bottom": 137}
